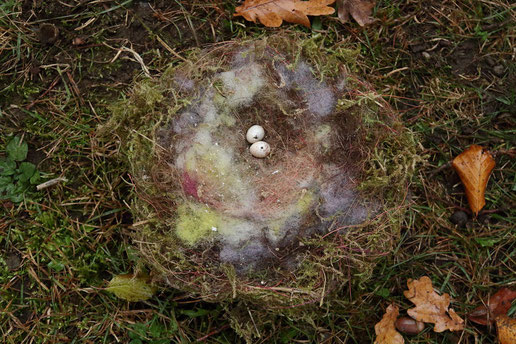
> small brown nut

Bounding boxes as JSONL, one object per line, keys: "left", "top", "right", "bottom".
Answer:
{"left": 395, "top": 316, "right": 425, "bottom": 335}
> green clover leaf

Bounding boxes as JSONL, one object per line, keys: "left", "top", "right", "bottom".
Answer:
{"left": 6, "top": 136, "right": 28, "bottom": 161}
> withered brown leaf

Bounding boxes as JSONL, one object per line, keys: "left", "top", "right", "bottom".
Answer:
{"left": 403, "top": 276, "right": 464, "bottom": 332}
{"left": 469, "top": 288, "right": 516, "bottom": 325}
{"left": 336, "top": 0, "right": 375, "bottom": 26}
{"left": 452, "top": 144, "right": 495, "bottom": 215}
{"left": 496, "top": 315, "right": 516, "bottom": 344}
{"left": 374, "top": 304, "right": 404, "bottom": 344}
{"left": 234, "top": 0, "right": 335, "bottom": 28}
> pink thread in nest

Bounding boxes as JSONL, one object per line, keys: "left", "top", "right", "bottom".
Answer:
{"left": 182, "top": 172, "right": 199, "bottom": 200}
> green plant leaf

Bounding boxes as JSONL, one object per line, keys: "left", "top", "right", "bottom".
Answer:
{"left": 0, "top": 176, "right": 12, "bottom": 188}
{"left": 30, "top": 170, "right": 40, "bottom": 184}
{"left": 474, "top": 237, "right": 500, "bottom": 247}
{"left": 0, "top": 180, "right": 14, "bottom": 197}
{"left": 179, "top": 308, "right": 210, "bottom": 318}
{"left": 0, "top": 158, "right": 16, "bottom": 176}
{"left": 18, "top": 162, "right": 36, "bottom": 182}
{"left": 106, "top": 273, "right": 156, "bottom": 302}
{"left": 6, "top": 136, "right": 28, "bottom": 161}
{"left": 151, "top": 322, "right": 167, "bottom": 338}
{"left": 48, "top": 261, "right": 65, "bottom": 272}
{"left": 128, "top": 323, "right": 146, "bottom": 339}
{"left": 0, "top": 182, "right": 15, "bottom": 198}
{"left": 9, "top": 188, "right": 24, "bottom": 202}
{"left": 375, "top": 287, "right": 390, "bottom": 298}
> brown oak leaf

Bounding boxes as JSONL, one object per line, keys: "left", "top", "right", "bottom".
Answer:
{"left": 374, "top": 304, "right": 404, "bottom": 344}
{"left": 403, "top": 276, "right": 464, "bottom": 332}
{"left": 469, "top": 288, "right": 516, "bottom": 325}
{"left": 496, "top": 315, "right": 516, "bottom": 344}
{"left": 451, "top": 144, "right": 495, "bottom": 215}
{"left": 234, "top": 0, "right": 335, "bottom": 28}
{"left": 336, "top": 0, "right": 375, "bottom": 26}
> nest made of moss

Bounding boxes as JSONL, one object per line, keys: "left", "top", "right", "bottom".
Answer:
{"left": 100, "top": 34, "right": 420, "bottom": 339}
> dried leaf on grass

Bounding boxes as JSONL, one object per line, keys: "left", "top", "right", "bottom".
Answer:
{"left": 469, "top": 288, "right": 516, "bottom": 325}
{"left": 336, "top": 0, "right": 375, "bottom": 26}
{"left": 403, "top": 276, "right": 464, "bottom": 332}
{"left": 234, "top": 0, "right": 335, "bottom": 28}
{"left": 452, "top": 144, "right": 495, "bottom": 215}
{"left": 496, "top": 315, "right": 516, "bottom": 344}
{"left": 374, "top": 304, "right": 404, "bottom": 344}
{"left": 106, "top": 273, "right": 156, "bottom": 302}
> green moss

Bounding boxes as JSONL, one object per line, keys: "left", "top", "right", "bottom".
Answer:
{"left": 298, "top": 35, "right": 361, "bottom": 77}
{"left": 360, "top": 127, "right": 422, "bottom": 196}
{"left": 175, "top": 202, "right": 221, "bottom": 245}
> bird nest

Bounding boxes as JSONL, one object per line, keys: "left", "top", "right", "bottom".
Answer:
{"left": 100, "top": 35, "right": 419, "bottom": 338}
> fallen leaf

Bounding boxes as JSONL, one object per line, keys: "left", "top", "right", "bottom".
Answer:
{"left": 403, "top": 276, "right": 464, "bottom": 332}
{"left": 106, "top": 273, "right": 156, "bottom": 302}
{"left": 374, "top": 304, "right": 404, "bottom": 344}
{"left": 451, "top": 145, "right": 495, "bottom": 215}
{"left": 469, "top": 288, "right": 516, "bottom": 325}
{"left": 234, "top": 0, "right": 335, "bottom": 28}
{"left": 496, "top": 315, "right": 516, "bottom": 344}
{"left": 336, "top": 0, "right": 375, "bottom": 26}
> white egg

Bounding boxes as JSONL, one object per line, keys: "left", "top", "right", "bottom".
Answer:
{"left": 250, "top": 141, "right": 270, "bottom": 158}
{"left": 246, "top": 125, "right": 265, "bottom": 144}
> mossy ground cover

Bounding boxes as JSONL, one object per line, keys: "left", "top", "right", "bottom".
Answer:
{"left": 0, "top": 0, "right": 514, "bottom": 343}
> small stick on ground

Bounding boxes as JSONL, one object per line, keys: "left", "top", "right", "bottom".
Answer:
{"left": 36, "top": 177, "right": 68, "bottom": 191}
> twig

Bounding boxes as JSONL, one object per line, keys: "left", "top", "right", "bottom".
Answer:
{"left": 36, "top": 177, "right": 68, "bottom": 190}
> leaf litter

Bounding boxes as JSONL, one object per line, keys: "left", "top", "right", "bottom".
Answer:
{"left": 496, "top": 315, "right": 516, "bottom": 344}
{"left": 374, "top": 304, "right": 404, "bottom": 344}
{"left": 336, "top": 0, "right": 375, "bottom": 26}
{"left": 404, "top": 276, "right": 464, "bottom": 332}
{"left": 375, "top": 277, "right": 516, "bottom": 343}
{"left": 106, "top": 273, "right": 157, "bottom": 302}
{"left": 452, "top": 144, "right": 495, "bottom": 215}
{"left": 469, "top": 288, "right": 516, "bottom": 325}
{"left": 234, "top": 0, "right": 376, "bottom": 27}
{"left": 234, "top": 0, "right": 336, "bottom": 27}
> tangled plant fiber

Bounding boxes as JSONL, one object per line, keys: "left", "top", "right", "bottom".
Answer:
{"left": 100, "top": 35, "right": 420, "bottom": 340}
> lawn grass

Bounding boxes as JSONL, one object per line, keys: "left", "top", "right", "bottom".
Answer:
{"left": 1, "top": 0, "right": 514, "bottom": 343}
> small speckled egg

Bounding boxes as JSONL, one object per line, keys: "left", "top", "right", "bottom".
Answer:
{"left": 250, "top": 141, "right": 270, "bottom": 158}
{"left": 246, "top": 125, "right": 265, "bottom": 144}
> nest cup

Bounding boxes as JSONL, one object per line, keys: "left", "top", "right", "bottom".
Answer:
{"left": 100, "top": 35, "right": 420, "bottom": 340}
